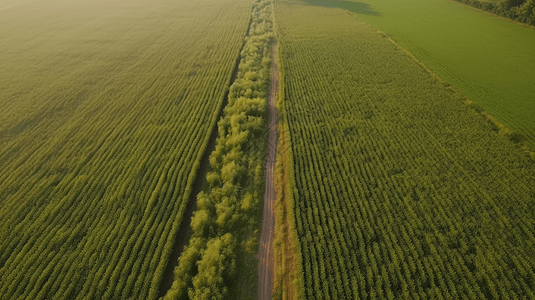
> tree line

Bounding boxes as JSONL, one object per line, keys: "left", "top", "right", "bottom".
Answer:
{"left": 453, "top": 0, "right": 535, "bottom": 25}
{"left": 163, "top": 0, "right": 274, "bottom": 299}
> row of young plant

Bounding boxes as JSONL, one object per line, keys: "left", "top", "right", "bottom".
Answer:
{"left": 275, "top": 1, "right": 535, "bottom": 299}
{"left": 163, "top": 1, "right": 274, "bottom": 299}
{"left": 0, "top": 1, "right": 253, "bottom": 299}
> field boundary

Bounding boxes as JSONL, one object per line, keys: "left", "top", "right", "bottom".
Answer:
{"left": 271, "top": 6, "right": 306, "bottom": 296}
{"left": 157, "top": 10, "right": 254, "bottom": 297}
{"left": 273, "top": 125, "right": 300, "bottom": 300}
{"left": 161, "top": 0, "right": 275, "bottom": 298}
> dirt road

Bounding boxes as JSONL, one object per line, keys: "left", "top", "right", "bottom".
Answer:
{"left": 258, "top": 42, "right": 278, "bottom": 300}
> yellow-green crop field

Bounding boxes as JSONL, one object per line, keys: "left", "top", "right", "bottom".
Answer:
{"left": 275, "top": 0, "right": 535, "bottom": 298}
{"left": 2, "top": 0, "right": 535, "bottom": 298}
{"left": 0, "top": 0, "right": 251, "bottom": 298}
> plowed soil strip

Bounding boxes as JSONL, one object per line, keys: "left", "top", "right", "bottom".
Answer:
{"left": 258, "top": 42, "right": 278, "bottom": 300}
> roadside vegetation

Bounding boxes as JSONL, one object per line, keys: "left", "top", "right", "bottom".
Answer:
{"left": 274, "top": 0, "right": 535, "bottom": 298}
{"left": 0, "top": 0, "right": 251, "bottom": 299}
{"left": 163, "top": 0, "right": 274, "bottom": 299}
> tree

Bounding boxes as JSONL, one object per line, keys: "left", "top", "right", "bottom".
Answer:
{"left": 189, "top": 234, "right": 237, "bottom": 300}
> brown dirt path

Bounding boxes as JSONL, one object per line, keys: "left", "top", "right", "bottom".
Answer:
{"left": 258, "top": 42, "right": 278, "bottom": 300}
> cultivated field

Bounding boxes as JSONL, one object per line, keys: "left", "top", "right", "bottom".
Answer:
{"left": 2, "top": 0, "right": 535, "bottom": 298}
{"left": 275, "top": 0, "right": 535, "bottom": 298}
{"left": 0, "top": 0, "right": 251, "bottom": 298}
{"left": 312, "top": 0, "right": 535, "bottom": 144}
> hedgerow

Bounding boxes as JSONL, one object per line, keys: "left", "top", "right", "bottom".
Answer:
{"left": 453, "top": 0, "right": 535, "bottom": 25}
{"left": 163, "top": 0, "right": 274, "bottom": 298}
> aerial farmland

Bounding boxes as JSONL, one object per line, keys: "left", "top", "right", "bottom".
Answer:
{"left": 0, "top": 0, "right": 534, "bottom": 299}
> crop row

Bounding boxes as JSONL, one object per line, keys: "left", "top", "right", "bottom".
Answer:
{"left": 275, "top": 2, "right": 535, "bottom": 299}
{"left": 0, "top": 0, "right": 252, "bottom": 299}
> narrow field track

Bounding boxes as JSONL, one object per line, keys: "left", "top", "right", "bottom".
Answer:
{"left": 258, "top": 42, "right": 278, "bottom": 300}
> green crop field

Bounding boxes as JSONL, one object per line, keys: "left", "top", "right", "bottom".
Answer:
{"left": 301, "top": 0, "right": 535, "bottom": 144}
{"left": 0, "top": 0, "right": 251, "bottom": 298}
{"left": 275, "top": 0, "right": 535, "bottom": 298}
{"left": 2, "top": 0, "right": 535, "bottom": 298}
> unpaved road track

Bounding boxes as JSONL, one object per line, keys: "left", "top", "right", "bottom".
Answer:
{"left": 258, "top": 42, "right": 278, "bottom": 300}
